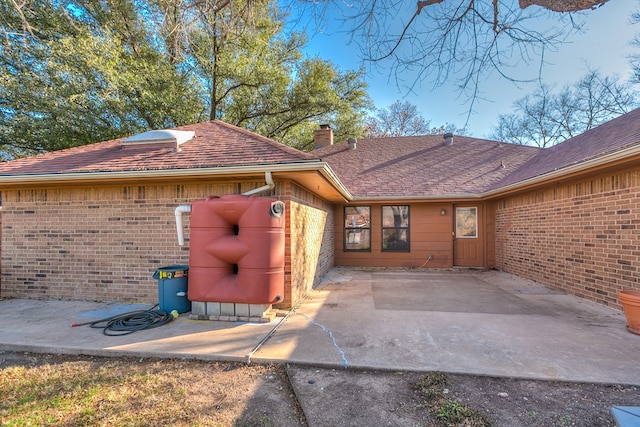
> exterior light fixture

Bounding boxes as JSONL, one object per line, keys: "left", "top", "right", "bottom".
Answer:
{"left": 440, "top": 208, "right": 447, "bottom": 216}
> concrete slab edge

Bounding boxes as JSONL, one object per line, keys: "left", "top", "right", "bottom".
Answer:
{"left": 3, "top": 342, "right": 639, "bottom": 388}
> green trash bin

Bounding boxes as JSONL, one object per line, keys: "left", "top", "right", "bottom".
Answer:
{"left": 153, "top": 265, "right": 191, "bottom": 314}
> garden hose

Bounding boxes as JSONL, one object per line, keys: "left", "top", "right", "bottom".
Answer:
{"left": 72, "top": 305, "right": 178, "bottom": 336}
{"left": 417, "top": 254, "right": 434, "bottom": 268}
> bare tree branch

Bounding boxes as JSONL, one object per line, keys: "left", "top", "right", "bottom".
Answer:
{"left": 519, "top": 0, "right": 610, "bottom": 12}
{"left": 489, "top": 69, "right": 639, "bottom": 147}
{"left": 418, "top": 0, "right": 446, "bottom": 14}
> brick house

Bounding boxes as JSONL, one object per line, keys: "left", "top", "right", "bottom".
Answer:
{"left": 0, "top": 108, "right": 639, "bottom": 313}
{"left": 315, "top": 109, "right": 640, "bottom": 309}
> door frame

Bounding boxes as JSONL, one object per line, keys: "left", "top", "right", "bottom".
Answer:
{"left": 453, "top": 204, "right": 484, "bottom": 267}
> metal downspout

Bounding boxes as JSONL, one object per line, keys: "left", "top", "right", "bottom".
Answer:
{"left": 242, "top": 171, "right": 275, "bottom": 196}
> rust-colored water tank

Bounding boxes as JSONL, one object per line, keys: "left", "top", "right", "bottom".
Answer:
{"left": 188, "top": 195, "right": 285, "bottom": 304}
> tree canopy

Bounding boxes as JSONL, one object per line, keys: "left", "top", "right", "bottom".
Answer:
{"left": 0, "top": 0, "right": 371, "bottom": 158}
{"left": 0, "top": 0, "right": 204, "bottom": 158}
{"left": 5, "top": 1, "right": 616, "bottom": 104}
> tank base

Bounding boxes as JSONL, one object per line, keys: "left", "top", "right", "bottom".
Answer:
{"left": 189, "top": 301, "right": 277, "bottom": 323}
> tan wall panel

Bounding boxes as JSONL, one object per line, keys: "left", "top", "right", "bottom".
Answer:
{"left": 334, "top": 203, "right": 455, "bottom": 268}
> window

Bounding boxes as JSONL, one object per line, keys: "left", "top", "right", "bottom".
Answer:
{"left": 344, "top": 206, "right": 371, "bottom": 251}
{"left": 456, "top": 207, "right": 477, "bottom": 238}
{"left": 382, "top": 205, "right": 409, "bottom": 252}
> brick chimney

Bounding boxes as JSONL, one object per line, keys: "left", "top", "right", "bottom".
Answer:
{"left": 313, "top": 124, "right": 333, "bottom": 149}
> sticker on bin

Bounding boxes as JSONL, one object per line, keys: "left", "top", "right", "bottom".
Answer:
{"left": 157, "top": 269, "right": 188, "bottom": 279}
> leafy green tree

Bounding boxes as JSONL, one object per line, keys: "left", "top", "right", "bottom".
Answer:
{"left": 0, "top": 0, "right": 370, "bottom": 159}
{"left": 225, "top": 56, "right": 370, "bottom": 150}
{"left": 178, "top": 0, "right": 370, "bottom": 150}
{"left": 0, "top": 0, "right": 205, "bottom": 159}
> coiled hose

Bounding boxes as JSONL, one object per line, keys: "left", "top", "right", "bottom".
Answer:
{"left": 72, "top": 305, "right": 178, "bottom": 336}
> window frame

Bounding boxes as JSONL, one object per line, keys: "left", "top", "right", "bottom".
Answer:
{"left": 455, "top": 206, "right": 478, "bottom": 239}
{"left": 381, "top": 205, "right": 410, "bottom": 252}
{"left": 344, "top": 206, "right": 371, "bottom": 252}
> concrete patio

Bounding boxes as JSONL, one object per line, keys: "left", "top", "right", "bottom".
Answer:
{"left": 1, "top": 268, "right": 638, "bottom": 385}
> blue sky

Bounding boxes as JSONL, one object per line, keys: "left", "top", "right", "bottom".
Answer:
{"left": 299, "top": 1, "right": 638, "bottom": 137}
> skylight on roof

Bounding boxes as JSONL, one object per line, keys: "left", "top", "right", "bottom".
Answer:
{"left": 121, "top": 129, "right": 195, "bottom": 148}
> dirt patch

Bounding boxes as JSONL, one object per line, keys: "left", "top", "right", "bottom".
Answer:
{"left": 446, "top": 374, "right": 638, "bottom": 426}
{"left": 1, "top": 351, "right": 637, "bottom": 426}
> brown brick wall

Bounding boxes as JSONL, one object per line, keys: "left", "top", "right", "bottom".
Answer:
{"left": 0, "top": 180, "right": 293, "bottom": 304}
{"left": 495, "top": 168, "right": 640, "bottom": 309}
{"left": 286, "top": 183, "right": 334, "bottom": 307}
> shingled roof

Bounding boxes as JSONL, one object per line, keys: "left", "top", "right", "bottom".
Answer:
{"left": 314, "top": 135, "right": 541, "bottom": 199}
{"left": 316, "top": 108, "right": 640, "bottom": 200}
{"left": 0, "top": 120, "right": 315, "bottom": 175}
{"left": 1, "top": 109, "right": 639, "bottom": 201}
{"left": 490, "top": 107, "right": 640, "bottom": 190}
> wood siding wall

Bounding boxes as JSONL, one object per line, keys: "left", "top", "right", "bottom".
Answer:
{"left": 334, "top": 202, "right": 457, "bottom": 268}
{"left": 494, "top": 167, "right": 640, "bottom": 309}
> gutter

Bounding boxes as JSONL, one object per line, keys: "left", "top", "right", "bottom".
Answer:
{"left": 350, "top": 193, "right": 481, "bottom": 202}
{"left": 315, "top": 163, "right": 352, "bottom": 200}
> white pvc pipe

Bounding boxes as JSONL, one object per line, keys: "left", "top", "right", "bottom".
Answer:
{"left": 242, "top": 171, "right": 275, "bottom": 196}
{"left": 174, "top": 205, "right": 191, "bottom": 245}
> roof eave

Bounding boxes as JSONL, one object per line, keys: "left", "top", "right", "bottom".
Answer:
{"left": 0, "top": 161, "right": 353, "bottom": 202}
